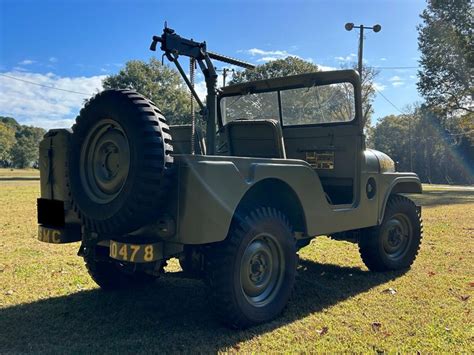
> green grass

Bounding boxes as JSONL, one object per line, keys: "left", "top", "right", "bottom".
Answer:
{"left": 0, "top": 182, "right": 472, "bottom": 352}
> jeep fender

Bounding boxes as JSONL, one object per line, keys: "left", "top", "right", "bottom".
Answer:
{"left": 174, "top": 156, "right": 327, "bottom": 244}
{"left": 378, "top": 174, "right": 422, "bottom": 224}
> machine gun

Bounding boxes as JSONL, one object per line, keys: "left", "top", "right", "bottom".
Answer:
{"left": 150, "top": 26, "right": 255, "bottom": 154}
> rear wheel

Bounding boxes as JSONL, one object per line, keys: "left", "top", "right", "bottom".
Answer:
{"left": 359, "top": 195, "right": 422, "bottom": 271}
{"left": 84, "top": 245, "right": 158, "bottom": 290}
{"left": 179, "top": 246, "right": 205, "bottom": 278}
{"left": 207, "top": 207, "right": 297, "bottom": 328}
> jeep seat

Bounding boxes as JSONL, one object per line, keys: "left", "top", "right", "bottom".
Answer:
{"left": 225, "top": 119, "right": 286, "bottom": 159}
{"left": 170, "top": 125, "right": 206, "bottom": 155}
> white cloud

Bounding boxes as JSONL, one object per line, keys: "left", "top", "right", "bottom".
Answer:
{"left": 257, "top": 56, "right": 280, "bottom": 62}
{"left": 0, "top": 71, "right": 105, "bottom": 130}
{"left": 19, "top": 59, "right": 35, "bottom": 65}
{"left": 242, "top": 47, "right": 313, "bottom": 63}
{"left": 49, "top": 57, "right": 58, "bottom": 63}
{"left": 392, "top": 81, "right": 404, "bottom": 87}
{"left": 409, "top": 75, "right": 417, "bottom": 79}
{"left": 335, "top": 53, "right": 356, "bottom": 62}
{"left": 12, "top": 66, "right": 29, "bottom": 72}
{"left": 246, "top": 48, "right": 289, "bottom": 57}
{"left": 388, "top": 75, "right": 405, "bottom": 87}
{"left": 373, "top": 82, "right": 386, "bottom": 91}
{"left": 317, "top": 64, "right": 336, "bottom": 71}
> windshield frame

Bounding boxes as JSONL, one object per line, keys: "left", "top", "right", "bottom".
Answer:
{"left": 217, "top": 70, "right": 361, "bottom": 130}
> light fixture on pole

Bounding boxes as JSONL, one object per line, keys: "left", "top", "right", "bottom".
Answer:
{"left": 344, "top": 23, "right": 381, "bottom": 80}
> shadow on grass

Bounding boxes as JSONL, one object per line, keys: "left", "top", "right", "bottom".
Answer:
{"left": 406, "top": 188, "right": 474, "bottom": 207}
{"left": 0, "top": 260, "right": 405, "bottom": 353}
{"left": 0, "top": 177, "right": 40, "bottom": 181}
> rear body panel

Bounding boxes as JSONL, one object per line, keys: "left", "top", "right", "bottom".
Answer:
{"left": 38, "top": 129, "right": 81, "bottom": 243}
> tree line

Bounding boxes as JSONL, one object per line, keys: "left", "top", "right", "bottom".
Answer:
{"left": 370, "top": 105, "right": 473, "bottom": 184}
{"left": 370, "top": 0, "right": 473, "bottom": 184}
{"left": 0, "top": 117, "right": 45, "bottom": 168}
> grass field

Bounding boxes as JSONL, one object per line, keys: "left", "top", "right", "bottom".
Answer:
{"left": 0, "top": 179, "right": 472, "bottom": 352}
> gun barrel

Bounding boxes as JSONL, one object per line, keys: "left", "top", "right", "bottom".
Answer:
{"left": 151, "top": 31, "right": 255, "bottom": 69}
{"left": 208, "top": 51, "right": 255, "bottom": 70}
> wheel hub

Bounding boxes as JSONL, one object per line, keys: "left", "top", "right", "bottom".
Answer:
{"left": 80, "top": 119, "right": 130, "bottom": 204}
{"left": 382, "top": 214, "right": 412, "bottom": 260}
{"left": 387, "top": 226, "right": 403, "bottom": 247}
{"left": 240, "top": 234, "right": 285, "bottom": 307}
{"left": 249, "top": 253, "right": 268, "bottom": 283}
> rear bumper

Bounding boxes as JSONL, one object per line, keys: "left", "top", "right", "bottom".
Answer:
{"left": 38, "top": 224, "right": 81, "bottom": 243}
{"left": 37, "top": 198, "right": 81, "bottom": 243}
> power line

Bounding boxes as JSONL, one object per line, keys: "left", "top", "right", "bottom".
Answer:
{"left": 374, "top": 87, "right": 407, "bottom": 115}
{"left": 374, "top": 88, "right": 473, "bottom": 138}
{"left": 0, "top": 73, "right": 91, "bottom": 96}
{"left": 373, "top": 66, "right": 419, "bottom": 70}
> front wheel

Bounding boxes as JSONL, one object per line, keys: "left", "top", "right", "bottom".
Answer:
{"left": 207, "top": 207, "right": 297, "bottom": 328}
{"left": 359, "top": 195, "right": 422, "bottom": 271}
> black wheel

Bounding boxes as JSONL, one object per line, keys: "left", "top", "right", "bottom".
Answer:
{"left": 68, "top": 89, "right": 173, "bottom": 235}
{"left": 359, "top": 195, "right": 422, "bottom": 271}
{"left": 207, "top": 207, "right": 297, "bottom": 328}
{"left": 84, "top": 245, "right": 157, "bottom": 290}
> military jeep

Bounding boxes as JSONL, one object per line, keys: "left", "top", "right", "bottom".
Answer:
{"left": 37, "top": 27, "right": 422, "bottom": 328}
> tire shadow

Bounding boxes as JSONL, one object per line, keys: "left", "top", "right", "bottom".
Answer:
{"left": 0, "top": 259, "right": 406, "bottom": 353}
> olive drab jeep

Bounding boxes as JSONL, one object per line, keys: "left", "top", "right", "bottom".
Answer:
{"left": 37, "top": 27, "right": 423, "bottom": 328}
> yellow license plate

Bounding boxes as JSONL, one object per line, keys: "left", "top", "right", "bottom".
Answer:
{"left": 109, "top": 241, "right": 160, "bottom": 263}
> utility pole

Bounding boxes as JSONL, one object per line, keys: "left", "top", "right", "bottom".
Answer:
{"left": 215, "top": 68, "right": 235, "bottom": 87}
{"left": 344, "top": 23, "right": 381, "bottom": 81}
{"left": 408, "top": 113, "right": 413, "bottom": 171}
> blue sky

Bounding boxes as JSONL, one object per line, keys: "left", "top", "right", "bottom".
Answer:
{"left": 0, "top": 0, "right": 426, "bottom": 129}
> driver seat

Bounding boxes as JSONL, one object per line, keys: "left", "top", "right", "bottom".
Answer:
{"left": 225, "top": 119, "right": 286, "bottom": 159}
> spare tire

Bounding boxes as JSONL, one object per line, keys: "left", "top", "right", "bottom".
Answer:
{"left": 68, "top": 89, "right": 173, "bottom": 235}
